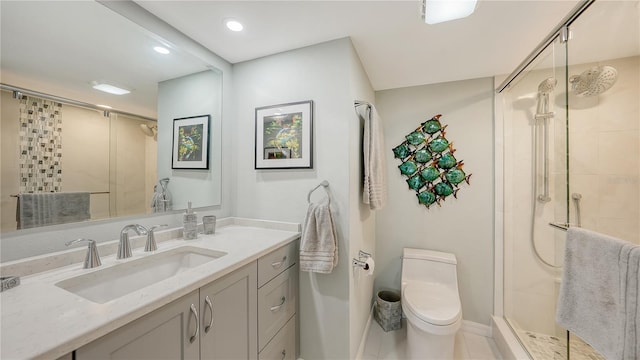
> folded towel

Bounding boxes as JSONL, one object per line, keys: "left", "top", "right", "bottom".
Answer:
{"left": 623, "top": 246, "right": 640, "bottom": 359}
{"left": 300, "top": 198, "right": 338, "bottom": 274}
{"left": 358, "top": 104, "right": 387, "bottom": 210}
{"left": 17, "top": 192, "right": 90, "bottom": 229}
{"left": 556, "top": 227, "right": 638, "bottom": 359}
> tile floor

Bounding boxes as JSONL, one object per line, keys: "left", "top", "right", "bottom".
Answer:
{"left": 362, "top": 319, "right": 503, "bottom": 360}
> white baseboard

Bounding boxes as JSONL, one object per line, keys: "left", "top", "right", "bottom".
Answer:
{"left": 355, "top": 304, "right": 375, "bottom": 360}
{"left": 462, "top": 320, "right": 493, "bottom": 337}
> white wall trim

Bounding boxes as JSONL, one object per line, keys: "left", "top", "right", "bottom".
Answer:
{"left": 462, "top": 320, "right": 493, "bottom": 337}
{"left": 355, "top": 304, "right": 375, "bottom": 360}
{"left": 493, "top": 76, "right": 506, "bottom": 318}
{"left": 492, "top": 316, "right": 530, "bottom": 360}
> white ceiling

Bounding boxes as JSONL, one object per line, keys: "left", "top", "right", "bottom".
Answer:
{"left": 134, "top": 0, "right": 581, "bottom": 90}
{"left": 2, "top": 1, "right": 637, "bottom": 118}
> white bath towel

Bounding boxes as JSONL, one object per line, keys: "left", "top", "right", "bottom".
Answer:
{"left": 358, "top": 104, "right": 387, "bottom": 210}
{"left": 556, "top": 227, "right": 638, "bottom": 360}
{"left": 300, "top": 198, "right": 338, "bottom": 274}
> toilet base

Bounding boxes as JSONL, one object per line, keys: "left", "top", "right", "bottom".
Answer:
{"left": 406, "top": 319, "right": 456, "bottom": 360}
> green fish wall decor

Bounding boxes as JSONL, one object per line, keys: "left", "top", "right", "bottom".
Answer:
{"left": 392, "top": 114, "right": 471, "bottom": 209}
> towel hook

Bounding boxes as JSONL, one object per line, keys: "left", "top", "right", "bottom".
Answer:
{"left": 307, "top": 180, "right": 331, "bottom": 204}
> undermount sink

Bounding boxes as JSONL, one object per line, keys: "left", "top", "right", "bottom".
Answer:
{"left": 55, "top": 246, "right": 226, "bottom": 304}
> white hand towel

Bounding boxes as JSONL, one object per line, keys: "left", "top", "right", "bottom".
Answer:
{"left": 300, "top": 199, "right": 338, "bottom": 274}
{"left": 358, "top": 104, "right": 387, "bottom": 210}
{"left": 556, "top": 227, "right": 638, "bottom": 360}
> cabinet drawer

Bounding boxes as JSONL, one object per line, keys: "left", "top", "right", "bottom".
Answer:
{"left": 258, "top": 241, "right": 298, "bottom": 288}
{"left": 258, "top": 265, "right": 297, "bottom": 350}
{"left": 259, "top": 315, "right": 296, "bottom": 360}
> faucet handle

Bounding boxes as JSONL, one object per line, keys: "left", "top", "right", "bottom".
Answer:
{"left": 65, "top": 238, "right": 102, "bottom": 269}
{"left": 145, "top": 224, "right": 168, "bottom": 252}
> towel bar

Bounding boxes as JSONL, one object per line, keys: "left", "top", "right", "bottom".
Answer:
{"left": 549, "top": 222, "right": 569, "bottom": 231}
{"left": 10, "top": 191, "right": 109, "bottom": 197}
{"left": 307, "top": 181, "right": 331, "bottom": 204}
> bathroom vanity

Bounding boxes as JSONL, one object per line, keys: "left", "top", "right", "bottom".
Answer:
{"left": 0, "top": 219, "right": 300, "bottom": 359}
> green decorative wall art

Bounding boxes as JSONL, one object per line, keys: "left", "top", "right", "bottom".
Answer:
{"left": 392, "top": 114, "right": 471, "bottom": 209}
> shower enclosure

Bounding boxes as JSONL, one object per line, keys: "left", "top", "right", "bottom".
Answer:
{"left": 497, "top": 1, "right": 639, "bottom": 359}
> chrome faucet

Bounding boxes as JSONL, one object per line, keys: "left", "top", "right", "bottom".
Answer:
{"left": 145, "top": 224, "right": 168, "bottom": 252}
{"left": 65, "top": 238, "right": 102, "bottom": 269}
{"left": 118, "top": 224, "right": 148, "bottom": 259}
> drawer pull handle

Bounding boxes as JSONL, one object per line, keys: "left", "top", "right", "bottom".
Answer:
{"left": 281, "top": 349, "right": 286, "bottom": 360}
{"left": 189, "top": 304, "right": 199, "bottom": 344}
{"left": 271, "top": 256, "right": 287, "bottom": 269}
{"left": 270, "top": 296, "right": 286, "bottom": 312}
{"left": 204, "top": 295, "right": 214, "bottom": 333}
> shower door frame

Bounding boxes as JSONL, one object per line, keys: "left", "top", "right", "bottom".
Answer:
{"left": 493, "top": 0, "right": 597, "bottom": 358}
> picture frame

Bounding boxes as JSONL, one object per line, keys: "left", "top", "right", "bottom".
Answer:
{"left": 172, "top": 114, "right": 210, "bottom": 169}
{"left": 255, "top": 100, "right": 313, "bottom": 169}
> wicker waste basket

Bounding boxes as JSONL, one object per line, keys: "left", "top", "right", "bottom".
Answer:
{"left": 374, "top": 290, "right": 402, "bottom": 332}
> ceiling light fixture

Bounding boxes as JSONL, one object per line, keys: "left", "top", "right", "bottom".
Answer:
{"left": 91, "top": 82, "right": 130, "bottom": 95}
{"left": 225, "top": 19, "right": 244, "bottom": 32}
{"left": 422, "top": 0, "right": 478, "bottom": 24}
{"left": 153, "top": 46, "right": 170, "bottom": 55}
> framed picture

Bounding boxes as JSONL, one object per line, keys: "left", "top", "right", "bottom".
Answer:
{"left": 255, "top": 100, "right": 313, "bottom": 169}
{"left": 172, "top": 115, "right": 210, "bottom": 169}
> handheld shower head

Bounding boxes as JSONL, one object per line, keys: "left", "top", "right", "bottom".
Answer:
{"left": 538, "top": 78, "right": 557, "bottom": 94}
{"left": 536, "top": 78, "right": 557, "bottom": 117}
{"left": 569, "top": 65, "right": 617, "bottom": 97}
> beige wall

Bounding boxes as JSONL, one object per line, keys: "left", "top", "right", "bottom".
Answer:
{"left": 1, "top": 90, "right": 21, "bottom": 231}
{"left": 374, "top": 77, "right": 496, "bottom": 326}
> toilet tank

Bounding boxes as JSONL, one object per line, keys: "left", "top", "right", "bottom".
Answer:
{"left": 401, "top": 248, "right": 458, "bottom": 287}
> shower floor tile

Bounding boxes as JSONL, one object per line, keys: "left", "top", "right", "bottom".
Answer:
{"left": 517, "top": 330, "right": 606, "bottom": 360}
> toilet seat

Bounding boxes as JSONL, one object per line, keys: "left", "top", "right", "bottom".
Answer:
{"left": 403, "top": 281, "right": 461, "bottom": 326}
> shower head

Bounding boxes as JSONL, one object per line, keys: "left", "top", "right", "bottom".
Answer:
{"left": 537, "top": 78, "right": 557, "bottom": 94}
{"left": 139, "top": 123, "right": 157, "bottom": 139}
{"left": 535, "top": 78, "right": 557, "bottom": 117}
{"left": 569, "top": 65, "right": 617, "bottom": 97}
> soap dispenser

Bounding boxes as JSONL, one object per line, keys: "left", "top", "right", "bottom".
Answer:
{"left": 183, "top": 201, "right": 198, "bottom": 240}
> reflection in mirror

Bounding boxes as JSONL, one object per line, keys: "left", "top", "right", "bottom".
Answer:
{"left": 0, "top": 1, "right": 222, "bottom": 235}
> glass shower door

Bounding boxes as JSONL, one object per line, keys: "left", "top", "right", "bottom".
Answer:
{"left": 502, "top": 34, "right": 569, "bottom": 359}
{"left": 562, "top": 2, "right": 640, "bottom": 358}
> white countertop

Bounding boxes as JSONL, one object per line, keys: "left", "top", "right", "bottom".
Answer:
{"left": 0, "top": 219, "right": 300, "bottom": 359}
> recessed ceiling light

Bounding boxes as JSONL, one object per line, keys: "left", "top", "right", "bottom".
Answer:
{"left": 422, "top": 0, "right": 477, "bottom": 24}
{"left": 225, "top": 19, "right": 244, "bottom": 32}
{"left": 91, "top": 82, "right": 130, "bottom": 95}
{"left": 153, "top": 46, "right": 170, "bottom": 55}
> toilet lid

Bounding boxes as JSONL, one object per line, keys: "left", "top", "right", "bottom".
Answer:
{"left": 403, "top": 282, "right": 461, "bottom": 326}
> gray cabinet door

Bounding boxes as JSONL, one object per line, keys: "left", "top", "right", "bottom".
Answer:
{"left": 76, "top": 290, "right": 200, "bottom": 360}
{"left": 200, "top": 262, "right": 258, "bottom": 360}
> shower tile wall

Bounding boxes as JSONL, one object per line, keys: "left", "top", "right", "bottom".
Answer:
{"left": 503, "top": 63, "right": 563, "bottom": 337}
{"left": 505, "top": 56, "right": 640, "bottom": 343}
{"left": 567, "top": 56, "right": 640, "bottom": 244}
{"left": 18, "top": 97, "right": 63, "bottom": 193}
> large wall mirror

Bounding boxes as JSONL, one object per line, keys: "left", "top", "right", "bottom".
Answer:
{"left": 0, "top": 1, "right": 223, "bottom": 236}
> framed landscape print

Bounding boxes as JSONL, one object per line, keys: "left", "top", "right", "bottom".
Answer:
{"left": 172, "top": 115, "right": 210, "bottom": 169}
{"left": 255, "top": 100, "right": 313, "bottom": 169}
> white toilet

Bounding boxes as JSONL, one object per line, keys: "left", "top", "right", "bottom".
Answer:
{"left": 401, "top": 248, "right": 462, "bottom": 359}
